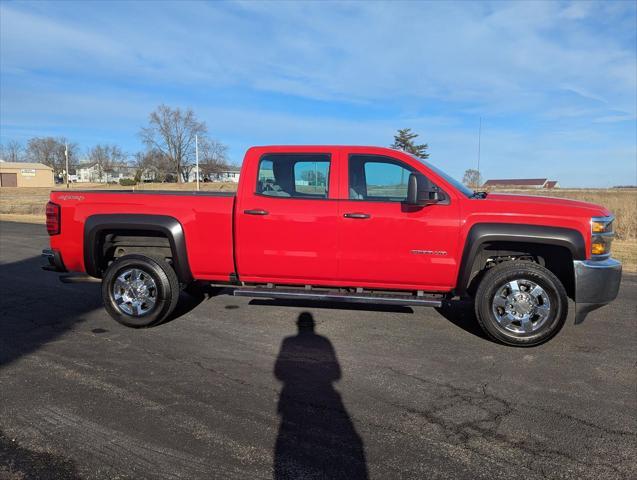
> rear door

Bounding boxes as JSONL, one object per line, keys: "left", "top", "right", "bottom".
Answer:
{"left": 338, "top": 152, "right": 461, "bottom": 290}
{"left": 235, "top": 150, "right": 339, "bottom": 284}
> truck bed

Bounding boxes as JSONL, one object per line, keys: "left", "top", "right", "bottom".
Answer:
{"left": 49, "top": 189, "right": 237, "bottom": 282}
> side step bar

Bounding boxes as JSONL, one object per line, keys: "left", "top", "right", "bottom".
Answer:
{"left": 59, "top": 274, "right": 102, "bottom": 284}
{"left": 233, "top": 287, "right": 442, "bottom": 307}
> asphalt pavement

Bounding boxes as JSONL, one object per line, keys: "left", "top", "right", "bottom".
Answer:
{"left": 1, "top": 221, "right": 635, "bottom": 480}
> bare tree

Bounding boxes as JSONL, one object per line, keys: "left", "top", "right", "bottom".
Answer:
{"left": 139, "top": 105, "right": 207, "bottom": 182}
{"left": 180, "top": 162, "right": 195, "bottom": 183}
{"left": 0, "top": 139, "right": 24, "bottom": 162}
{"left": 26, "top": 137, "right": 78, "bottom": 179}
{"left": 133, "top": 151, "right": 150, "bottom": 182}
{"left": 88, "top": 144, "right": 125, "bottom": 182}
{"left": 152, "top": 153, "right": 174, "bottom": 182}
{"left": 462, "top": 168, "right": 482, "bottom": 188}
{"left": 199, "top": 138, "right": 229, "bottom": 179}
{"left": 88, "top": 145, "right": 111, "bottom": 182}
{"left": 108, "top": 145, "right": 126, "bottom": 180}
{"left": 134, "top": 149, "right": 171, "bottom": 182}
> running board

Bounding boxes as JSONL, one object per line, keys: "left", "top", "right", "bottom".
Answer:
{"left": 233, "top": 287, "right": 442, "bottom": 307}
{"left": 59, "top": 274, "right": 102, "bottom": 284}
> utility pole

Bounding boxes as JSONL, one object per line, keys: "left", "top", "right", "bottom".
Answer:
{"left": 477, "top": 117, "right": 482, "bottom": 187}
{"left": 65, "top": 142, "right": 69, "bottom": 189}
{"left": 195, "top": 134, "right": 200, "bottom": 192}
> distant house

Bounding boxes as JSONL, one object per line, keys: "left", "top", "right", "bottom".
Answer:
{"left": 75, "top": 162, "right": 101, "bottom": 182}
{"left": 75, "top": 162, "right": 137, "bottom": 183}
{"left": 483, "top": 178, "right": 547, "bottom": 188}
{"left": 216, "top": 168, "right": 241, "bottom": 183}
{"left": 0, "top": 161, "right": 54, "bottom": 187}
{"left": 110, "top": 165, "right": 137, "bottom": 182}
{"left": 182, "top": 165, "right": 203, "bottom": 183}
{"left": 482, "top": 178, "right": 559, "bottom": 189}
{"left": 209, "top": 168, "right": 241, "bottom": 183}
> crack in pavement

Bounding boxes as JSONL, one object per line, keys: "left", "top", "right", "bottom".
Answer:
{"left": 376, "top": 367, "right": 634, "bottom": 479}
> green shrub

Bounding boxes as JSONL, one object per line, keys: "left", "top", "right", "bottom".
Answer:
{"left": 119, "top": 178, "right": 137, "bottom": 186}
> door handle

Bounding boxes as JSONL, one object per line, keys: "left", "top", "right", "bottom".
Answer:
{"left": 244, "top": 209, "right": 269, "bottom": 216}
{"left": 343, "top": 212, "right": 371, "bottom": 219}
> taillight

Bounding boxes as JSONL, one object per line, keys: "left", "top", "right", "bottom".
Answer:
{"left": 46, "top": 201, "right": 61, "bottom": 235}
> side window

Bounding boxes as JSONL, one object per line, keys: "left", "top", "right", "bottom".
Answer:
{"left": 256, "top": 154, "right": 330, "bottom": 199}
{"left": 364, "top": 161, "right": 412, "bottom": 199}
{"left": 349, "top": 154, "right": 445, "bottom": 202}
{"left": 294, "top": 161, "right": 330, "bottom": 196}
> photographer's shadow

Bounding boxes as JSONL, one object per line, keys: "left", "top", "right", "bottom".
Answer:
{"left": 273, "top": 312, "right": 368, "bottom": 480}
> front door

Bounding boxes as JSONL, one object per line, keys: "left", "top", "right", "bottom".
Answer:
{"left": 235, "top": 152, "right": 339, "bottom": 284}
{"left": 338, "top": 153, "right": 460, "bottom": 290}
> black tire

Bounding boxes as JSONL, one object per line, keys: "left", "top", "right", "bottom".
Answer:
{"left": 102, "top": 254, "right": 179, "bottom": 328}
{"left": 474, "top": 261, "right": 568, "bottom": 346}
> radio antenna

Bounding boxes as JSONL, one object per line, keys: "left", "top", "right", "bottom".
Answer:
{"left": 477, "top": 117, "right": 482, "bottom": 181}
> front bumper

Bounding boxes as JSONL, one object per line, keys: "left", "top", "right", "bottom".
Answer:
{"left": 42, "top": 248, "right": 67, "bottom": 272}
{"left": 573, "top": 258, "right": 622, "bottom": 324}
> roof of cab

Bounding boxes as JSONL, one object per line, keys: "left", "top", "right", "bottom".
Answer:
{"left": 247, "top": 145, "right": 401, "bottom": 154}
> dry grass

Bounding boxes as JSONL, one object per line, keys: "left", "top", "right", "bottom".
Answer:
{"left": 0, "top": 190, "right": 50, "bottom": 215}
{"left": 1, "top": 184, "right": 635, "bottom": 271}
{"left": 612, "top": 240, "right": 637, "bottom": 273}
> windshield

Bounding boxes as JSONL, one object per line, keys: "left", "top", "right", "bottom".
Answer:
{"left": 409, "top": 155, "right": 475, "bottom": 198}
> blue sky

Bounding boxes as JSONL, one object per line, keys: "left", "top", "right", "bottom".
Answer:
{"left": 1, "top": 0, "right": 635, "bottom": 187}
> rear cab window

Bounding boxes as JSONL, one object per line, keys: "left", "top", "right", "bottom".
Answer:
{"left": 256, "top": 154, "right": 330, "bottom": 199}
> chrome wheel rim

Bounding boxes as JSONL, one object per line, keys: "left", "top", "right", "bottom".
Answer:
{"left": 112, "top": 268, "right": 157, "bottom": 316}
{"left": 491, "top": 279, "right": 551, "bottom": 334}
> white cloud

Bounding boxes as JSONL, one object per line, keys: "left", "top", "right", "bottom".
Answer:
{"left": 1, "top": 1, "right": 634, "bottom": 115}
{"left": 560, "top": 2, "right": 593, "bottom": 20}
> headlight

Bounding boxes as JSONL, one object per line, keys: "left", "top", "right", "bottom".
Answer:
{"left": 591, "top": 216, "right": 614, "bottom": 258}
{"left": 591, "top": 218, "right": 613, "bottom": 234}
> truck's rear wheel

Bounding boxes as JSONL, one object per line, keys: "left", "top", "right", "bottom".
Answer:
{"left": 474, "top": 261, "right": 567, "bottom": 346}
{"left": 102, "top": 254, "right": 179, "bottom": 327}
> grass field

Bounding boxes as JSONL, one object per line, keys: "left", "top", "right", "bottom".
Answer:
{"left": 1, "top": 184, "right": 635, "bottom": 270}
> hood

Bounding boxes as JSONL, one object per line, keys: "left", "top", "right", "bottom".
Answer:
{"left": 484, "top": 193, "right": 611, "bottom": 217}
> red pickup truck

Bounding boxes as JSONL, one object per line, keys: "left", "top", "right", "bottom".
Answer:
{"left": 43, "top": 146, "right": 621, "bottom": 346}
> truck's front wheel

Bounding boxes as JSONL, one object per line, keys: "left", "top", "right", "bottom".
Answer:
{"left": 475, "top": 261, "right": 568, "bottom": 346}
{"left": 102, "top": 254, "right": 179, "bottom": 327}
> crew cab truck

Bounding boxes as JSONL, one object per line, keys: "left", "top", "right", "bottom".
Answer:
{"left": 42, "top": 146, "right": 622, "bottom": 346}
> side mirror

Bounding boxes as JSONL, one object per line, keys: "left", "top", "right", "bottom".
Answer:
{"left": 407, "top": 173, "right": 419, "bottom": 205}
{"left": 406, "top": 173, "right": 440, "bottom": 206}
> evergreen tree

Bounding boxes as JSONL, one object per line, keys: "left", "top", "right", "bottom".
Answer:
{"left": 391, "top": 128, "right": 429, "bottom": 159}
